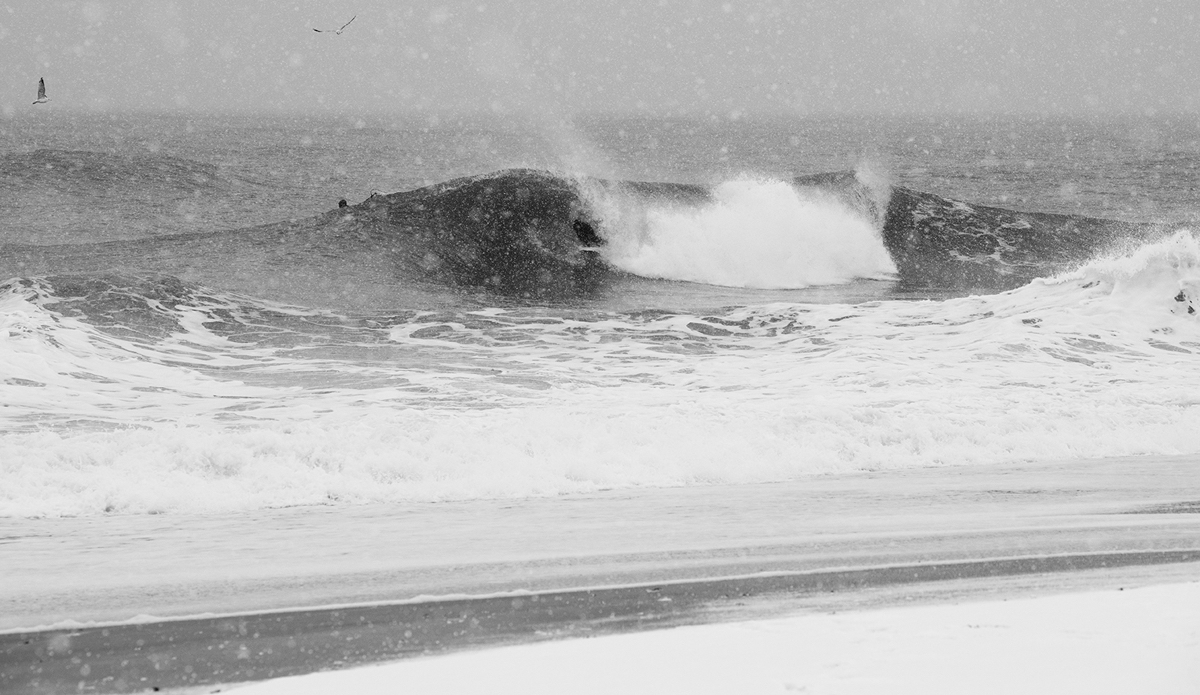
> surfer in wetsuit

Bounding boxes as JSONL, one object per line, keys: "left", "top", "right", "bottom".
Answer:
{"left": 338, "top": 199, "right": 348, "bottom": 208}
{"left": 572, "top": 218, "right": 603, "bottom": 247}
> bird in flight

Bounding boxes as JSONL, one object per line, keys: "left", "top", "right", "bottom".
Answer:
{"left": 314, "top": 15, "right": 355, "bottom": 34}
{"left": 32, "top": 77, "right": 49, "bottom": 105}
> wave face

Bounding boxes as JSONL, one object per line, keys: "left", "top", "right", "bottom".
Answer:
{"left": 377, "top": 169, "right": 611, "bottom": 298}
{"left": 882, "top": 184, "right": 1159, "bottom": 292}
{"left": 2, "top": 231, "right": 1200, "bottom": 516}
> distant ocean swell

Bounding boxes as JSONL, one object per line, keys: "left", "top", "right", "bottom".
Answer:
{"left": 2, "top": 230, "right": 1199, "bottom": 517}
{"left": 0, "top": 149, "right": 272, "bottom": 244}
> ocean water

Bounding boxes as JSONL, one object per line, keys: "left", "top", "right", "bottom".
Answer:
{"left": 1, "top": 112, "right": 1199, "bottom": 517}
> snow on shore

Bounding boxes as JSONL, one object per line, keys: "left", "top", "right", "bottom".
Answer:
{"left": 230, "top": 580, "right": 1200, "bottom": 695}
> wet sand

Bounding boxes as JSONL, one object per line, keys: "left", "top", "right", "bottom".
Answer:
{"left": 5, "top": 551, "right": 1200, "bottom": 694}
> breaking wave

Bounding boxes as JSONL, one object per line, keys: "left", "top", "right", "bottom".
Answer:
{"left": 593, "top": 176, "right": 896, "bottom": 288}
{"left": 1, "top": 166, "right": 1166, "bottom": 309}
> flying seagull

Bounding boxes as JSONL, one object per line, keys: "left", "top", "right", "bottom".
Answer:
{"left": 32, "top": 77, "right": 49, "bottom": 105}
{"left": 313, "top": 15, "right": 355, "bottom": 34}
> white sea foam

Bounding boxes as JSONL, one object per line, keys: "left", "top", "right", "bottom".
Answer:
{"left": 593, "top": 176, "right": 896, "bottom": 288}
{"left": 2, "top": 233, "right": 1199, "bottom": 517}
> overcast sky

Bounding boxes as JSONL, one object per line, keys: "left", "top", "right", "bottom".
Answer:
{"left": 2, "top": 0, "right": 1198, "bottom": 117}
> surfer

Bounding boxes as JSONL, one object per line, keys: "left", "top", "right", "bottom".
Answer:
{"left": 338, "top": 199, "right": 348, "bottom": 208}
{"left": 32, "top": 77, "right": 49, "bottom": 105}
{"left": 572, "top": 218, "right": 603, "bottom": 248}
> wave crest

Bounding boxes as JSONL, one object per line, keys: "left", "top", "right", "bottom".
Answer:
{"left": 1036, "top": 230, "right": 1200, "bottom": 316}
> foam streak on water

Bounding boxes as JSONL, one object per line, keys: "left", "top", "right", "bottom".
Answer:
{"left": 2, "top": 232, "right": 1199, "bottom": 517}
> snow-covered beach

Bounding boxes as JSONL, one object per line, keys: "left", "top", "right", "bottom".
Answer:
{"left": 227, "top": 579, "right": 1200, "bottom": 695}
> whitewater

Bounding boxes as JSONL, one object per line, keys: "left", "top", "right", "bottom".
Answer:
{"left": 3, "top": 228, "right": 1200, "bottom": 516}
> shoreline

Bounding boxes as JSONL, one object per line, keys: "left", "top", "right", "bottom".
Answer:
{"left": 6, "top": 454, "right": 1199, "bottom": 630}
{"left": 5, "top": 550, "right": 1198, "bottom": 695}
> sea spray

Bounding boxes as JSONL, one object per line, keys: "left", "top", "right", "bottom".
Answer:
{"left": 851, "top": 159, "right": 893, "bottom": 227}
{"left": 597, "top": 176, "right": 897, "bottom": 288}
